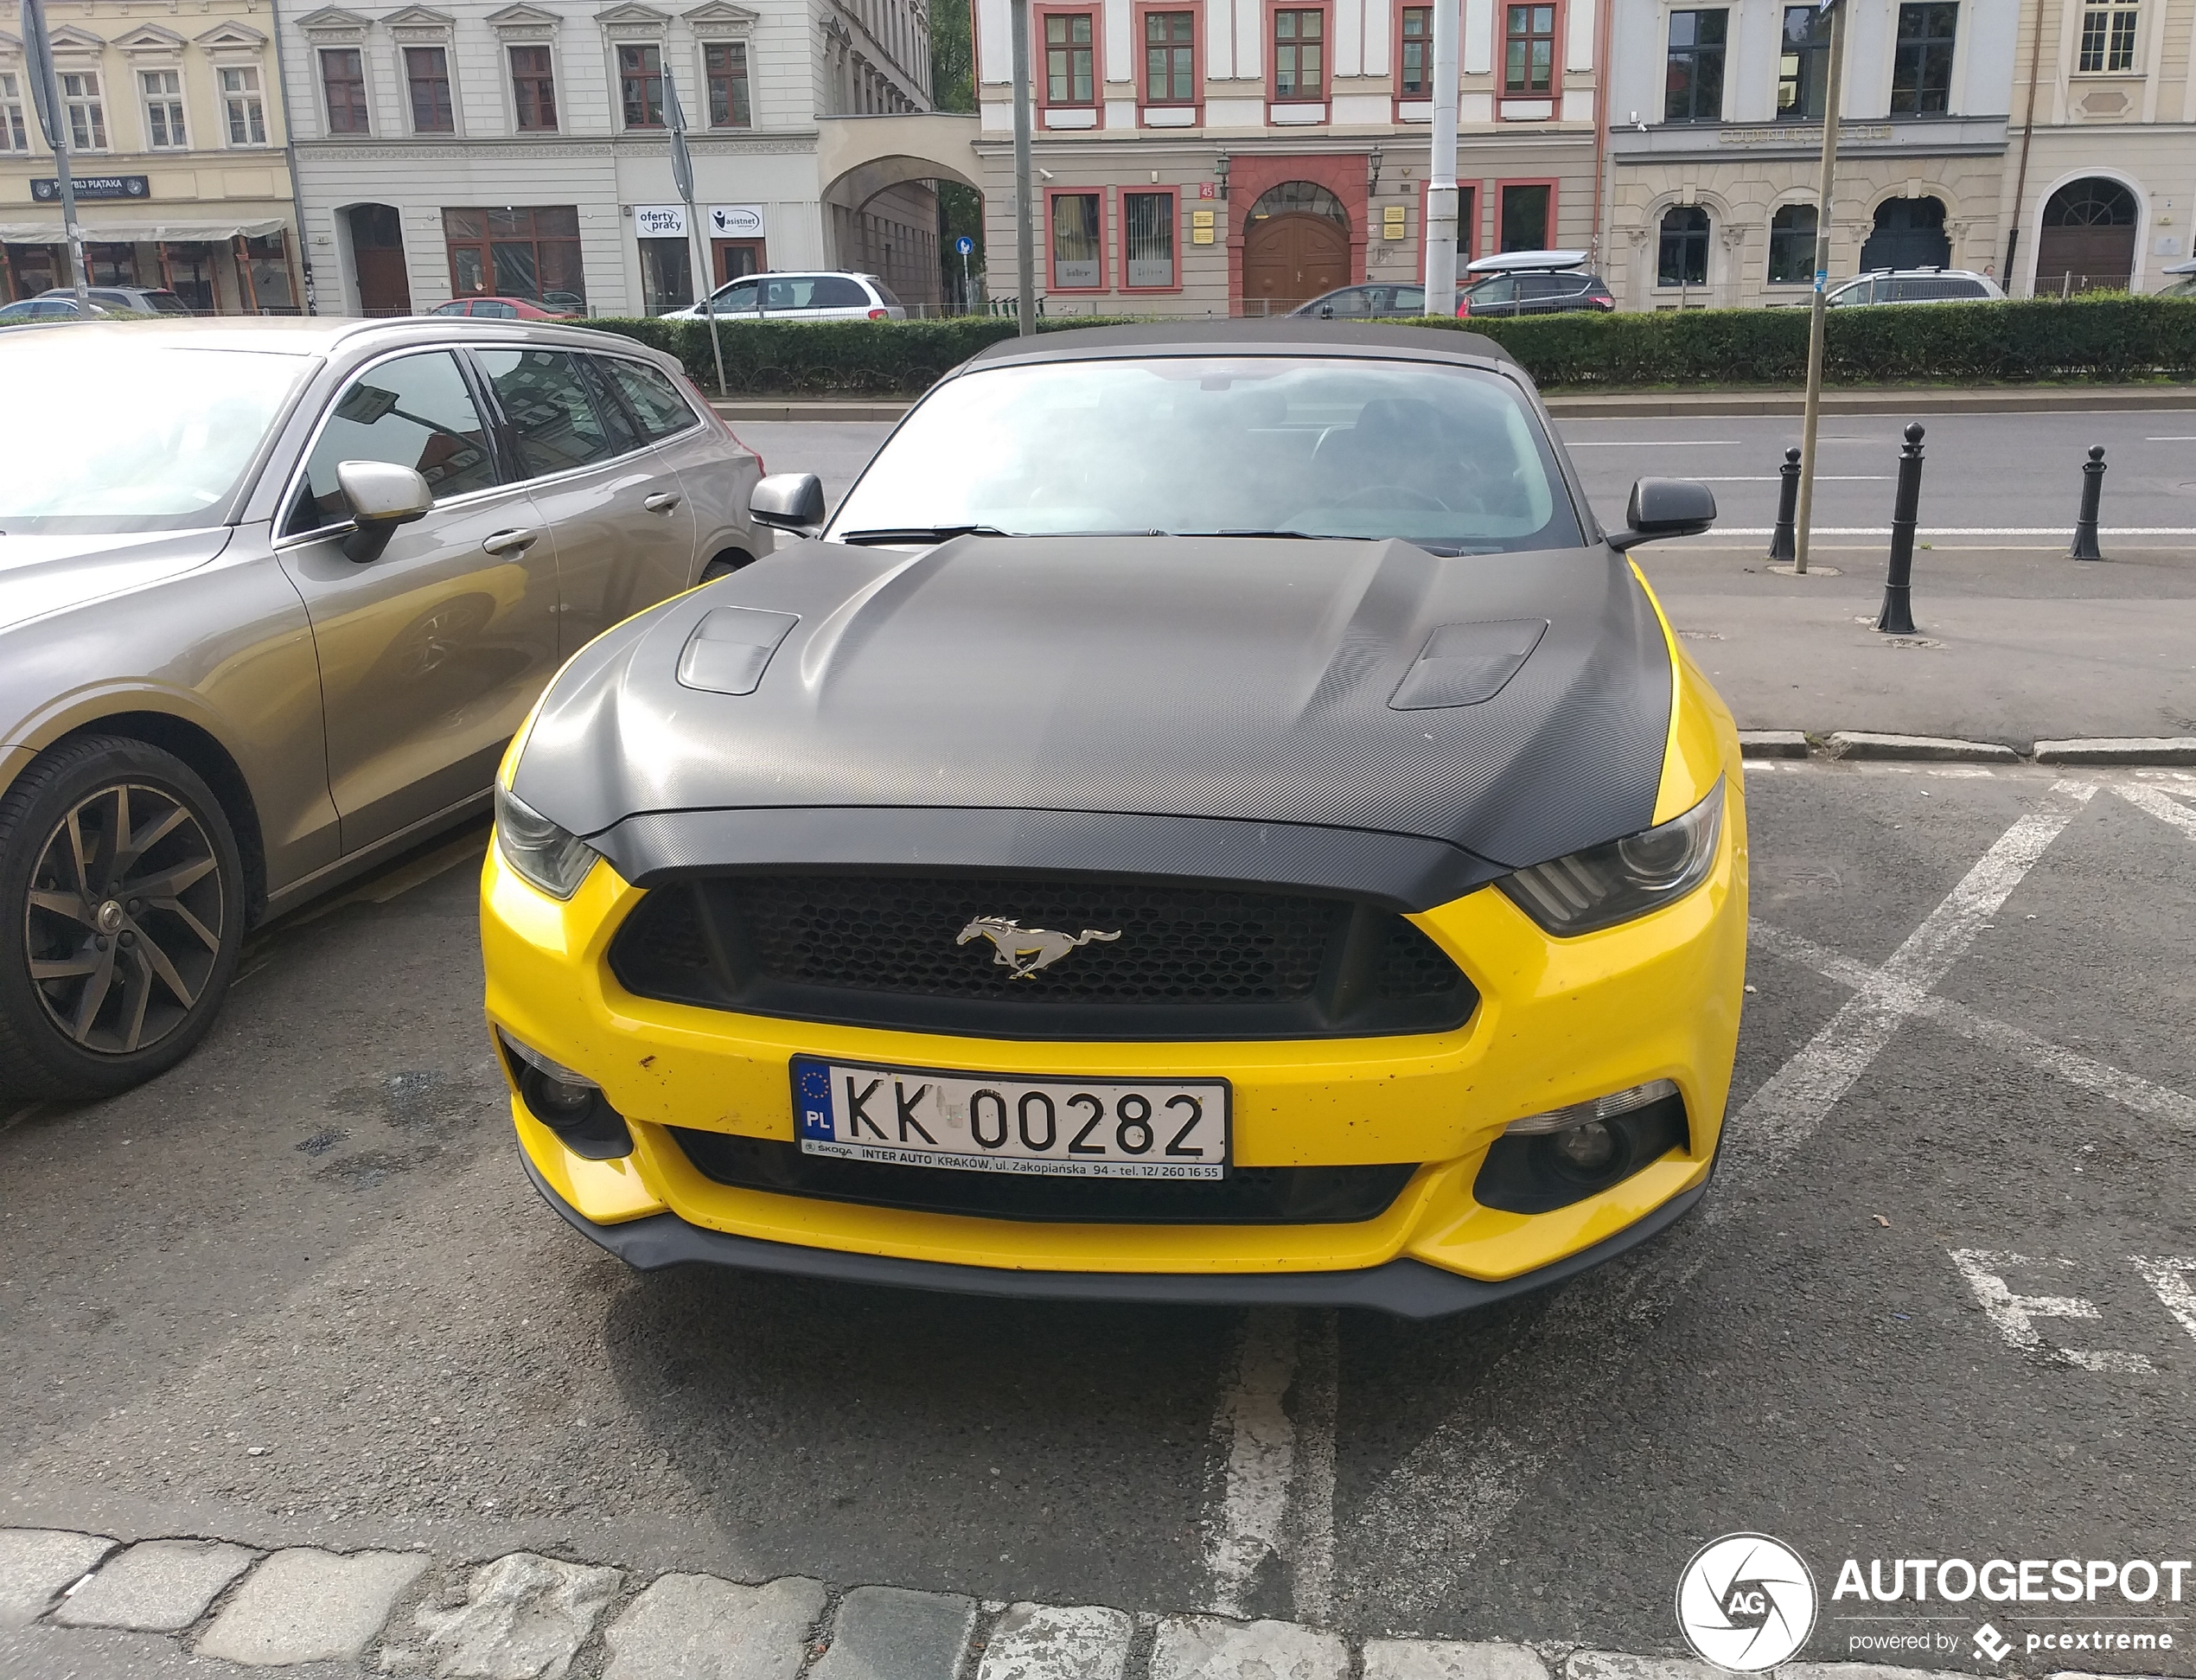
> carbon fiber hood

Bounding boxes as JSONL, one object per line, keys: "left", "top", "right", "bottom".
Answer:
{"left": 513, "top": 534, "right": 1671, "bottom": 878}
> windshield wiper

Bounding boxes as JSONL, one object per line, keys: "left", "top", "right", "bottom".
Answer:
{"left": 1172, "top": 528, "right": 1357, "bottom": 540}
{"left": 836, "top": 523, "right": 1012, "bottom": 545}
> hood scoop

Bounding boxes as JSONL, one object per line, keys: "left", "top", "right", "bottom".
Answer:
{"left": 1388, "top": 619, "right": 1548, "bottom": 710}
{"left": 675, "top": 607, "right": 800, "bottom": 696}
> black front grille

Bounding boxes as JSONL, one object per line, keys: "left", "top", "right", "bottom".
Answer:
{"left": 670, "top": 1128, "right": 1420, "bottom": 1224}
{"left": 610, "top": 871, "right": 1477, "bottom": 1040}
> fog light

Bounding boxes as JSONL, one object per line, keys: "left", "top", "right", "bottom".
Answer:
{"left": 1504, "top": 1078, "right": 1679, "bottom": 1136}
{"left": 1551, "top": 1120, "right": 1618, "bottom": 1173}
{"left": 496, "top": 1032, "right": 634, "bottom": 1160}
{"left": 520, "top": 1064, "right": 598, "bottom": 1121}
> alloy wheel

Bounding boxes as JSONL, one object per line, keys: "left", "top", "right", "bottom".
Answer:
{"left": 23, "top": 781, "right": 226, "bottom": 1056}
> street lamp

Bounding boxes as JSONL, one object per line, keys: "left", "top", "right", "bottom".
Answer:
{"left": 1791, "top": 0, "right": 1848, "bottom": 576}
{"left": 1368, "top": 146, "right": 1384, "bottom": 194}
{"left": 1214, "top": 153, "right": 1230, "bottom": 201}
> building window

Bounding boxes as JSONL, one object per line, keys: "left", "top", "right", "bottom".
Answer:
{"left": 1045, "top": 14, "right": 1095, "bottom": 104}
{"left": 1050, "top": 190, "right": 1102, "bottom": 288}
{"left": 1664, "top": 10, "right": 1725, "bottom": 122}
{"left": 141, "top": 69, "right": 188, "bottom": 149}
{"left": 619, "top": 42, "right": 665, "bottom": 127}
{"left": 321, "top": 48, "right": 368, "bottom": 132}
{"left": 1778, "top": 6, "right": 1829, "bottom": 117}
{"left": 2077, "top": 2, "right": 2139, "bottom": 72}
{"left": 1889, "top": 3, "right": 1956, "bottom": 113}
{"left": 405, "top": 47, "right": 454, "bottom": 132}
{"left": 1399, "top": 5, "right": 1430, "bottom": 95}
{"left": 1, "top": 72, "right": 28, "bottom": 151}
{"left": 221, "top": 66, "right": 269, "bottom": 144}
{"left": 1503, "top": 3, "right": 1555, "bottom": 94}
{"left": 1499, "top": 181, "right": 1550, "bottom": 251}
{"left": 1767, "top": 202, "right": 1816, "bottom": 283}
{"left": 1274, "top": 8, "right": 1325, "bottom": 99}
{"left": 705, "top": 42, "right": 751, "bottom": 126}
{"left": 1144, "top": 11, "right": 1195, "bottom": 104}
{"left": 508, "top": 46, "right": 557, "bottom": 130}
{"left": 1124, "top": 189, "right": 1176, "bottom": 286}
{"left": 444, "top": 206, "right": 586, "bottom": 310}
{"left": 61, "top": 72, "right": 106, "bottom": 150}
{"left": 1657, "top": 205, "right": 1709, "bottom": 285}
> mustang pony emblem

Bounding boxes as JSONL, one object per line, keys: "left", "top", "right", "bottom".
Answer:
{"left": 956, "top": 916, "right": 1121, "bottom": 979}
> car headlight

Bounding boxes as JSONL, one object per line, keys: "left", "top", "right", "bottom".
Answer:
{"left": 1498, "top": 780, "right": 1724, "bottom": 935}
{"left": 494, "top": 783, "right": 599, "bottom": 900}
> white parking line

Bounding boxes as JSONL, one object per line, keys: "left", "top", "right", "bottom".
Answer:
{"left": 2132, "top": 1257, "right": 2196, "bottom": 1345}
{"left": 1204, "top": 1307, "right": 1300, "bottom": 1617}
{"left": 2119, "top": 782, "right": 2196, "bottom": 840}
{"left": 1344, "top": 781, "right": 2095, "bottom": 1620}
{"left": 1947, "top": 1250, "right": 2155, "bottom": 1372}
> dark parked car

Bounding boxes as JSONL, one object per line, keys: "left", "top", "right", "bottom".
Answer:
{"left": 1291, "top": 283, "right": 1458, "bottom": 320}
{"left": 1456, "top": 256, "right": 1614, "bottom": 319}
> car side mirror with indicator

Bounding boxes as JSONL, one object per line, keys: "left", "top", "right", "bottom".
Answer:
{"left": 336, "top": 460, "right": 434, "bottom": 564}
{"left": 1606, "top": 477, "right": 1716, "bottom": 552}
{"left": 750, "top": 472, "right": 826, "bottom": 535}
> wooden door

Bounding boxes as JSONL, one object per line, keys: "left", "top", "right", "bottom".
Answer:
{"left": 2034, "top": 223, "right": 2136, "bottom": 294}
{"left": 348, "top": 205, "right": 412, "bottom": 316}
{"left": 1242, "top": 214, "right": 1350, "bottom": 315}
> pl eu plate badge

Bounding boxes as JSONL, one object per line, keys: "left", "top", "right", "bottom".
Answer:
{"left": 796, "top": 1061, "right": 834, "bottom": 1144}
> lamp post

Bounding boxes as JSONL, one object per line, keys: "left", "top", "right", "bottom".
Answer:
{"left": 1422, "top": 0, "right": 1459, "bottom": 316}
{"left": 22, "top": 0, "right": 92, "bottom": 314}
{"left": 1011, "top": 0, "right": 1037, "bottom": 335}
{"left": 1791, "top": 0, "right": 1848, "bottom": 577}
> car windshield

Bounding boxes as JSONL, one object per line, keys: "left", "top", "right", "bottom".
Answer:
{"left": 0, "top": 342, "right": 309, "bottom": 533}
{"left": 828, "top": 355, "right": 1580, "bottom": 553}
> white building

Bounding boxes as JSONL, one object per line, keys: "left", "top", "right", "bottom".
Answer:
{"left": 279, "top": 0, "right": 948, "bottom": 316}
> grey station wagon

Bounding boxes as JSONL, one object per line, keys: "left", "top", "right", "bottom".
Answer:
{"left": 0, "top": 316, "right": 767, "bottom": 1102}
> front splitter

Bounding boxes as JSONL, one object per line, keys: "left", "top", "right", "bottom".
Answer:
{"left": 519, "top": 1148, "right": 1710, "bottom": 1320}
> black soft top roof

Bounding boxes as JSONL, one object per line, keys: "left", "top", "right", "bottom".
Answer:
{"left": 962, "top": 319, "right": 1526, "bottom": 376}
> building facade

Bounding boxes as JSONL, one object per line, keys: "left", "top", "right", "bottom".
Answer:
{"left": 967, "top": 0, "right": 1610, "bottom": 315}
{"left": 1603, "top": 0, "right": 2020, "bottom": 310}
{"left": 278, "top": 0, "right": 945, "bottom": 317}
{"left": 0, "top": 0, "right": 302, "bottom": 310}
{"left": 1999, "top": 0, "right": 2196, "bottom": 297}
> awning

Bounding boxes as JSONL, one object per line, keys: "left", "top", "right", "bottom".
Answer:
{"left": 0, "top": 218, "right": 289, "bottom": 245}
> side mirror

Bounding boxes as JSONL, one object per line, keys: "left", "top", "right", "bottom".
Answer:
{"left": 1318, "top": 303, "right": 1336, "bottom": 319}
{"left": 750, "top": 472, "right": 826, "bottom": 534}
{"left": 336, "top": 459, "right": 433, "bottom": 564}
{"left": 1607, "top": 477, "right": 1716, "bottom": 551}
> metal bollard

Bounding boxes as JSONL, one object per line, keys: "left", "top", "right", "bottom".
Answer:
{"left": 1875, "top": 422, "right": 1925, "bottom": 635}
{"left": 2070, "top": 444, "right": 2106, "bottom": 561}
{"left": 1768, "top": 447, "right": 1801, "bottom": 563}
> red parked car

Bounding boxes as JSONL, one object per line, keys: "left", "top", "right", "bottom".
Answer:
{"left": 430, "top": 296, "right": 582, "bottom": 320}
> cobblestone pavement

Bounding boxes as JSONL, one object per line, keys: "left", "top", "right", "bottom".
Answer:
{"left": 2, "top": 1524, "right": 2170, "bottom": 1680}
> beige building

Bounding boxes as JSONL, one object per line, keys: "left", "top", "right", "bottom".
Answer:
{"left": 0, "top": 0, "right": 303, "bottom": 310}
{"left": 2001, "top": 0, "right": 2196, "bottom": 296}
{"left": 965, "top": 0, "right": 1610, "bottom": 316}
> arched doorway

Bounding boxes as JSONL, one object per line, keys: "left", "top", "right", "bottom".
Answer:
{"left": 820, "top": 146, "right": 986, "bottom": 315}
{"left": 1242, "top": 182, "right": 1350, "bottom": 316}
{"left": 2036, "top": 178, "right": 2139, "bottom": 294}
{"left": 346, "top": 204, "right": 411, "bottom": 316}
{"left": 1859, "top": 196, "right": 1950, "bottom": 271}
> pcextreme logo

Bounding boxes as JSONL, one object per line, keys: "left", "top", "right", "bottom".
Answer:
{"left": 1676, "top": 1533, "right": 1820, "bottom": 1671}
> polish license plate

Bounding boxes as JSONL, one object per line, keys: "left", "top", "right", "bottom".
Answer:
{"left": 791, "top": 1056, "right": 1229, "bottom": 1179}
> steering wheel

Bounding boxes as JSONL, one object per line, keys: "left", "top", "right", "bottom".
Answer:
{"left": 1331, "top": 484, "right": 1450, "bottom": 512}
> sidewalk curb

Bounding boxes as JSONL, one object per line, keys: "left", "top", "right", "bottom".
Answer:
{"left": 1739, "top": 731, "right": 2196, "bottom": 770}
{"left": 708, "top": 386, "right": 2196, "bottom": 425}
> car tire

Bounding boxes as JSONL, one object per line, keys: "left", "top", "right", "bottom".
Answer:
{"left": 699, "top": 549, "right": 757, "bottom": 583}
{"left": 0, "top": 735, "right": 246, "bottom": 1103}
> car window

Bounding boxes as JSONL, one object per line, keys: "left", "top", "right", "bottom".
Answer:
{"left": 762, "top": 277, "right": 820, "bottom": 310}
{"left": 89, "top": 290, "right": 134, "bottom": 310}
{"left": 431, "top": 301, "right": 471, "bottom": 316}
{"left": 712, "top": 278, "right": 761, "bottom": 312}
{"left": 286, "top": 349, "right": 500, "bottom": 536}
{"left": 871, "top": 280, "right": 904, "bottom": 308}
{"left": 576, "top": 355, "right": 642, "bottom": 454}
{"left": 145, "top": 291, "right": 194, "bottom": 315}
{"left": 830, "top": 355, "right": 1578, "bottom": 554}
{"left": 480, "top": 301, "right": 518, "bottom": 318}
{"left": 1315, "top": 288, "right": 1370, "bottom": 317}
{"left": 594, "top": 356, "right": 699, "bottom": 440}
{"left": 477, "top": 347, "right": 624, "bottom": 476}
{"left": 30, "top": 298, "right": 80, "bottom": 317}
{"left": 813, "top": 277, "right": 869, "bottom": 308}
{"left": 1467, "top": 275, "right": 1517, "bottom": 303}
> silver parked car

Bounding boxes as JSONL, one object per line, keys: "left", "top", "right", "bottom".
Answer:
{"left": 0, "top": 316, "right": 768, "bottom": 1101}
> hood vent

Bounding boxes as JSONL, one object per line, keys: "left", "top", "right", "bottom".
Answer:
{"left": 1388, "top": 618, "right": 1547, "bottom": 711}
{"left": 675, "top": 607, "right": 800, "bottom": 696}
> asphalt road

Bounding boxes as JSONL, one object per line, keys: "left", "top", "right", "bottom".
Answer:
{"left": 5, "top": 761, "right": 2193, "bottom": 1670}
{"left": 735, "top": 415, "right": 2196, "bottom": 744}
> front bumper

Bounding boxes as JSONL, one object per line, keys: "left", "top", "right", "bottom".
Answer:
{"left": 517, "top": 1134, "right": 1715, "bottom": 1319}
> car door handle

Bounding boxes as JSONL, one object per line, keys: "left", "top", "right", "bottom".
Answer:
{"left": 643, "top": 492, "right": 682, "bottom": 514}
{"left": 481, "top": 527, "right": 539, "bottom": 554}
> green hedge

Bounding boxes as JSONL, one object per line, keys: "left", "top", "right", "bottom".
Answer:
{"left": 579, "top": 295, "right": 2196, "bottom": 398}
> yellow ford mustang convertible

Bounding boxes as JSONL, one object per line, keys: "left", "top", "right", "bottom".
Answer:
{"left": 481, "top": 323, "right": 1746, "bottom": 1318}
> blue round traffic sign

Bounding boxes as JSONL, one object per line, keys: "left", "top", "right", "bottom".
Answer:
{"left": 955, "top": 235, "right": 974, "bottom": 255}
